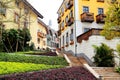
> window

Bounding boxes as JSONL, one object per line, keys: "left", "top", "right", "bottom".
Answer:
{"left": 63, "top": 36, "right": 64, "bottom": 46}
{"left": 83, "top": 6, "right": 89, "bottom": 13}
{"left": 0, "top": 8, "right": 6, "bottom": 16}
{"left": 71, "top": 29, "right": 73, "bottom": 34}
{"left": 14, "top": 13, "right": 19, "bottom": 23}
{"left": 69, "top": 10, "right": 73, "bottom": 18}
{"left": 24, "top": 7, "right": 29, "bottom": 14}
{"left": 98, "top": 8, "right": 104, "bottom": 14}
{"left": 70, "top": 29, "right": 73, "bottom": 41}
{"left": 84, "top": 28, "right": 90, "bottom": 32}
{"left": 65, "top": 16, "right": 68, "bottom": 23}
{"left": 65, "top": 2, "right": 68, "bottom": 10}
{"left": 24, "top": 19, "right": 28, "bottom": 28}
{"left": 62, "top": 20, "right": 64, "bottom": 27}
{"left": 58, "top": 13, "right": 60, "bottom": 17}
{"left": 66, "top": 32, "right": 69, "bottom": 43}
{"left": 59, "top": 24, "right": 61, "bottom": 30}
{"left": 15, "top": 0, "right": 20, "bottom": 7}
{"left": 37, "top": 38, "right": 40, "bottom": 44}
{"left": 61, "top": 7, "right": 64, "bottom": 14}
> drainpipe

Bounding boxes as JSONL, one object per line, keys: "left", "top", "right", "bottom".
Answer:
{"left": 74, "top": 0, "right": 78, "bottom": 56}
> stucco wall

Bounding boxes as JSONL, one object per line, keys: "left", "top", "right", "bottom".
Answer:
{"left": 77, "top": 35, "right": 120, "bottom": 65}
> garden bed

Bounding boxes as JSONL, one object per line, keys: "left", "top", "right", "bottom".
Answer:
{"left": 2, "top": 67, "right": 97, "bottom": 80}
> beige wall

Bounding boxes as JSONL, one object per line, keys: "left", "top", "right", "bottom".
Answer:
{"left": 1, "top": 0, "right": 44, "bottom": 50}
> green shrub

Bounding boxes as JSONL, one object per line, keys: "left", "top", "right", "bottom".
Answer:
{"left": 0, "top": 53, "right": 68, "bottom": 66}
{"left": 116, "top": 44, "right": 120, "bottom": 73}
{"left": 0, "top": 62, "right": 63, "bottom": 75}
{"left": 93, "top": 43, "right": 115, "bottom": 67}
{"left": 116, "top": 67, "right": 120, "bottom": 73}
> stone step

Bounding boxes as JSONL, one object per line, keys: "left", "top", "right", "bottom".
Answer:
{"left": 65, "top": 53, "right": 88, "bottom": 66}
{"left": 93, "top": 67, "right": 120, "bottom": 80}
{"left": 103, "top": 77, "right": 120, "bottom": 80}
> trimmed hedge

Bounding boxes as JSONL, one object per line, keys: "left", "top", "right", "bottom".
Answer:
{"left": 0, "top": 62, "right": 63, "bottom": 75}
{"left": 19, "top": 51, "right": 57, "bottom": 56}
{"left": 0, "top": 53, "right": 68, "bottom": 65}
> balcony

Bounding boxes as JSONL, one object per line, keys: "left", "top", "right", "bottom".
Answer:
{"left": 67, "top": 0, "right": 73, "bottom": 9}
{"left": 97, "top": 0, "right": 104, "bottom": 2}
{"left": 37, "top": 32, "right": 45, "bottom": 38}
{"left": 58, "top": 30, "right": 61, "bottom": 36}
{"left": 77, "top": 28, "right": 102, "bottom": 43}
{"left": 96, "top": 14, "right": 106, "bottom": 23}
{"left": 67, "top": 17, "right": 74, "bottom": 26}
{"left": 57, "top": 17, "right": 61, "bottom": 23}
{"left": 81, "top": 12, "right": 94, "bottom": 23}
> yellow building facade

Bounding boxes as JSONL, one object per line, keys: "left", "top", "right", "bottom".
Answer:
{"left": 0, "top": 0, "right": 48, "bottom": 50}
{"left": 37, "top": 19, "right": 47, "bottom": 50}
{"left": 57, "top": 0, "right": 109, "bottom": 53}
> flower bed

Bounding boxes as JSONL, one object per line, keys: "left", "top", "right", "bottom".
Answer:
{"left": 3, "top": 67, "right": 97, "bottom": 80}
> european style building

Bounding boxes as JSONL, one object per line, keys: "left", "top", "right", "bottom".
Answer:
{"left": 0, "top": 0, "right": 58, "bottom": 50}
{"left": 57, "top": 0, "right": 120, "bottom": 65}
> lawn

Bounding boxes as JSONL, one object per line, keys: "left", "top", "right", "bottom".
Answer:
{"left": 0, "top": 62, "right": 63, "bottom": 75}
{"left": 0, "top": 53, "right": 68, "bottom": 75}
{"left": 0, "top": 53, "right": 68, "bottom": 65}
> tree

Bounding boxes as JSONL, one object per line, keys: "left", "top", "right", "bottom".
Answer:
{"left": 101, "top": 0, "right": 120, "bottom": 40}
{"left": 93, "top": 43, "right": 115, "bottom": 67}
{"left": 2, "top": 28, "right": 31, "bottom": 52}
{"left": 0, "top": 0, "right": 15, "bottom": 52}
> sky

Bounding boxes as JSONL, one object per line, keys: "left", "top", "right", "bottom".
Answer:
{"left": 28, "top": 0, "right": 63, "bottom": 31}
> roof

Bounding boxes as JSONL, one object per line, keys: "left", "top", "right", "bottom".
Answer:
{"left": 57, "top": 0, "right": 65, "bottom": 13}
{"left": 38, "top": 19, "right": 49, "bottom": 34}
{"left": 23, "top": 0, "right": 43, "bottom": 19}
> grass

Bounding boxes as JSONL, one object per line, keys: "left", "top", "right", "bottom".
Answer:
{"left": 0, "top": 53, "right": 68, "bottom": 65}
{"left": 0, "top": 62, "right": 63, "bottom": 75}
{"left": 0, "top": 53, "right": 68, "bottom": 75}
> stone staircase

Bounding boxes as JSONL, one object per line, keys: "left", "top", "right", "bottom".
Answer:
{"left": 56, "top": 50, "right": 120, "bottom": 80}
{"left": 65, "top": 53, "right": 87, "bottom": 66}
{"left": 92, "top": 67, "right": 120, "bottom": 80}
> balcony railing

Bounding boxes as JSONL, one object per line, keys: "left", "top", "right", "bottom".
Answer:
{"left": 81, "top": 12, "right": 94, "bottom": 23}
{"left": 57, "top": 16, "right": 61, "bottom": 23}
{"left": 67, "top": 0, "right": 73, "bottom": 9}
{"left": 58, "top": 30, "right": 61, "bottom": 36}
{"left": 97, "top": 0, "right": 104, "bottom": 2}
{"left": 67, "top": 17, "right": 74, "bottom": 26}
{"left": 37, "top": 32, "right": 45, "bottom": 38}
{"left": 96, "top": 14, "right": 106, "bottom": 23}
{"left": 77, "top": 28, "right": 103, "bottom": 43}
